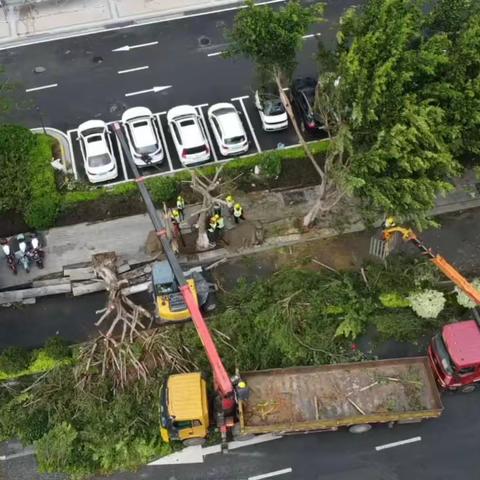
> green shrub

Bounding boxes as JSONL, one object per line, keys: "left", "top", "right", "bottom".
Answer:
{"left": 372, "top": 311, "right": 425, "bottom": 343}
{"left": 145, "top": 176, "right": 178, "bottom": 203}
{"left": 259, "top": 151, "right": 282, "bottom": 178}
{"left": 43, "top": 337, "right": 71, "bottom": 360}
{"left": 0, "top": 346, "right": 31, "bottom": 374}
{"left": 379, "top": 292, "right": 410, "bottom": 308}
{"left": 24, "top": 135, "right": 61, "bottom": 229}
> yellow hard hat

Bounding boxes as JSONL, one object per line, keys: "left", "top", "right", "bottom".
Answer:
{"left": 234, "top": 203, "right": 241, "bottom": 209}
{"left": 214, "top": 214, "right": 220, "bottom": 220}
{"left": 238, "top": 381, "right": 246, "bottom": 389}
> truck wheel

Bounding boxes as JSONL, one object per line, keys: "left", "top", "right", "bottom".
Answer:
{"left": 348, "top": 424, "right": 372, "bottom": 434}
{"left": 203, "top": 293, "right": 216, "bottom": 312}
{"left": 182, "top": 438, "right": 206, "bottom": 447}
{"left": 460, "top": 384, "right": 476, "bottom": 393}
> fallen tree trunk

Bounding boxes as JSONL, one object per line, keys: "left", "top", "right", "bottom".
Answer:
{"left": 0, "top": 284, "right": 72, "bottom": 305}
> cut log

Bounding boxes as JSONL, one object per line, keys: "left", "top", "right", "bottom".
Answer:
{"left": 117, "top": 263, "right": 131, "bottom": 274}
{"left": 0, "top": 284, "right": 72, "bottom": 305}
{"left": 121, "top": 281, "right": 150, "bottom": 296}
{"left": 32, "top": 278, "right": 72, "bottom": 288}
{"left": 71, "top": 280, "right": 106, "bottom": 297}
{"left": 64, "top": 266, "right": 95, "bottom": 281}
{"left": 22, "top": 298, "right": 36, "bottom": 305}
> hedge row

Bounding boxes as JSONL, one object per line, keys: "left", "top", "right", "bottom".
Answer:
{"left": 62, "top": 140, "right": 330, "bottom": 210}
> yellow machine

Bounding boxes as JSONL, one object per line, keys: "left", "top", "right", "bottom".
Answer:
{"left": 152, "top": 261, "right": 214, "bottom": 322}
{"left": 160, "top": 372, "right": 209, "bottom": 445}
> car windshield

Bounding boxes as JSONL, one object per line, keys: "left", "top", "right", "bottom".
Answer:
{"left": 88, "top": 154, "right": 111, "bottom": 168}
{"left": 185, "top": 145, "right": 206, "bottom": 155}
{"left": 264, "top": 99, "right": 285, "bottom": 116}
{"left": 136, "top": 144, "right": 158, "bottom": 155}
{"left": 225, "top": 135, "right": 245, "bottom": 145}
{"left": 433, "top": 333, "right": 454, "bottom": 375}
{"left": 179, "top": 119, "right": 196, "bottom": 127}
{"left": 87, "top": 134, "right": 103, "bottom": 143}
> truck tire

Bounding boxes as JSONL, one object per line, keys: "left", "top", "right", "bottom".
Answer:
{"left": 460, "top": 384, "right": 476, "bottom": 393}
{"left": 182, "top": 438, "right": 206, "bottom": 447}
{"left": 348, "top": 424, "right": 372, "bottom": 434}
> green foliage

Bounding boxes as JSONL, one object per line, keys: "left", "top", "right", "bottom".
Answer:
{"left": 259, "top": 151, "right": 282, "bottom": 178}
{"left": 372, "top": 310, "right": 425, "bottom": 343}
{"left": 43, "top": 337, "right": 71, "bottom": 361}
{"left": 145, "top": 176, "right": 178, "bottom": 204}
{"left": 0, "top": 125, "right": 37, "bottom": 213}
{"left": 0, "top": 337, "right": 72, "bottom": 381}
{"left": 0, "top": 346, "right": 31, "bottom": 374}
{"left": 408, "top": 289, "right": 446, "bottom": 319}
{"left": 379, "top": 292, "right": 410, "bottom": 308}
{"left": 227, "top": 0, "right": 324, "bottom": 79}
{"left": 320, "top": 0, "right": 474, "bottom": 228}
{"left": 455, "top": 277, "right": 480, "bottom": 308}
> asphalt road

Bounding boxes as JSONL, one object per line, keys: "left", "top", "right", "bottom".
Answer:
{"left": 0, "top": 0, "right": 352, "bottom": 132}
{"left": 105, "top": 388, "right": 480, "bottom": 480}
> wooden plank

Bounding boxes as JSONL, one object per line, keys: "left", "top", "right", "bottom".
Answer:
{"left": 117, "top": 263, "right": 131, "bottom": 274}
{"left": 0, "top": 284, "right": 72, "bottom": 305}
{"left": 121, "top": 281, "right": 150, "bottom": 296}
{"left": 71, "top": 280, "right": 106, "bottom": 297}
{"left": 32, "top": 278, "right": 72, "bottom": 288}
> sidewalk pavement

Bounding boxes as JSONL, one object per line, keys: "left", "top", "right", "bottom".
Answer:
{"left": 1, "top": 170, "right": 480, "bottom": 290}
{"left": 0, "top": 0, "right": 242, "bottom": 47}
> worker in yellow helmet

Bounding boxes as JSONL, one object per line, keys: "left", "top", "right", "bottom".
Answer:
{"left": 176, "top": 195, "right": 185, "bottom": 220}
{"left": 207, "top": 215, "right": 217, "bottom": 242}
{"left": 226, "top": 195, "right": 235, "bottom": 215}
{"left": 233, "top": 203, "right": 244, "bottom": 224}
{"left": 383, "top": 216, "right": 396, "bottom": 229}
{"left": 215, "top": 213, "right": 225, "bottom": 239}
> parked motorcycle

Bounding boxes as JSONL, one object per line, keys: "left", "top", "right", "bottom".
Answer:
{"left": 28, "top": 233, "right": 44, "bottom": 269}
{"left": 0, "top": 238, "right": 17, "bottom": 275}
{"left": 16, "top": 233, "right": 31, "bottom": 273}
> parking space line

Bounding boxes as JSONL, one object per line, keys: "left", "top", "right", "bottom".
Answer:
{"left": 195, "top": 103, "right": 209, "bottom": 109}
{"left": 66, "top": 129, "right": 79, "bottom": 180}
{"left": 231, "top": 95, "right": 250, "bottom": 102}
{"left": 155, "top": 113, "right": 174, "bottom": 173}
{"left": 195, "top": 105, "right": 218, "bottom": 162}
{"left": 302, "top": 33, "right": 321, "bottom": 39}
{"left": 237, "top": 97, "right": 261, "bottom": 153}
{"left": 207, "top": 51, "right": 225, "bottom": 57}
{"left": 111, "top": 129, "right": 128, "bottom": 180}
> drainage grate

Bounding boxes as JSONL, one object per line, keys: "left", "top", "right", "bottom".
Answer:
{"left": 199, "top": 36, "right": 211, "bottom": 47}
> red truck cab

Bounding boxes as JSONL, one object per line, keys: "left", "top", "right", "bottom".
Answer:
{"left": 428, "top": 320, "right": 480, "bottom": 391}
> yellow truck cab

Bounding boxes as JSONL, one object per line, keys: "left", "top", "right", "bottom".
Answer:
{"left": 160, "top": 372, "right": 209, "bottom": 445}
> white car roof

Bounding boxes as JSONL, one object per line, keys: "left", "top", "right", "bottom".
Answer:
{"left": 131, "top": 120, "right": 156, "bottom": 148}
{"left": 122, "top": 106, "right": 153, "bottom": 123}
{"left": 167, "top": 105, "right": 197, "bottom": 122}
{"left": 78, "top": 119, "right": 107, "bottom": 132}
{"left": 85, "top": 134, "right": 109, "bottom": 156}
{"left": 209, "top": 103, "right": 244, "bottom": 139}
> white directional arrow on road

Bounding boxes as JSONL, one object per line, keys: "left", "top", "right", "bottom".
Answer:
{"left": 112, "top": 41, "right": 159, "bottom": 52}
{"left": 125, "top": 85, "right": 172, "bottom": 97}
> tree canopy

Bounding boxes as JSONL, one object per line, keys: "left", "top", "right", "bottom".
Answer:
{"left": 315, "top": 0, "right": 480, "bottom": 227}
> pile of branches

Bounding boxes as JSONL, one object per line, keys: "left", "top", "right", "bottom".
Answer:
{"left": 75, "top": 253, "right": 196, "bottom": 391}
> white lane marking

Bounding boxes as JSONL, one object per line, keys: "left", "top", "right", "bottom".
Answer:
{"left": 302, "top": 33, "right": 322, "bottom": 39}
{"left": 155, "top": 113, "right": 173, "bottom": 172}
{"left": 375, "top": 436, "right": 422, "bottom": 451}
{"left": 237, "top": 97, "right": 261, "bottom": 153}
{"left": 66, "top": 129, "right": 79, "bottom": 180}
{"left": 195, "top": 103, "right": 209, "bottom": 108}
{"left": 231, "top": 95, "right": 250, "bottom": 101}
{"left": 248, "top": 468, "right": 292, "bottom": 480}
{"left": 118, "top": 65, "right": 149, "bottom": 74}
{"left": 125, "top": 85, "right": 172, "bottom": 97}
{"left": 25, "top": 83, "right": 58, "bottom": 93}
{"left": 196, "top": 105, "right": 218, "bottom": 162}
{"left": 0, "top": 1, "right": 287, "bottom": 51}
{"left": 207, "top": 51, "right": 225, "bottom": 57}
{"left": 111, "top": 129, "right": 128, "bottom": 180}
{"left": 112, "top": 41, "right": 158, "bottom": 52}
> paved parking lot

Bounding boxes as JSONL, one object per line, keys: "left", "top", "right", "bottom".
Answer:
{"left": 66, "top": 93, "right": 324, "bottom": 186}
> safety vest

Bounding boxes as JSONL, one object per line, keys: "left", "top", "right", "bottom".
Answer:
{"left": 216, "top": 216, "right": 225, "bottom": 229}
{"left": 233, "top": 204, "right": 243, "bottom": 217}
{"left": 177, "top": 196, "right": 185, "bottom": 209}
{"left": 171, "top": 209, "right": 180, "bottom": 222}
{"left": 226, "top": 195, "right": 234, "bottom": 209}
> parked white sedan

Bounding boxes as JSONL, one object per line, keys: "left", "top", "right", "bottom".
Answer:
{"left": 78, "top": 120, "right": 118, "bottom": 183}
{"left": 121, "top": 107, "right": 164, "bottom": 167}
{"left": 254, "top": 90, "right": 288, "bottom": 131}
{"left": 167, "top": 105, "right": 211, "bottom": 165}
{"left": 207, "top": 103, "right": 249, "bottom": 157}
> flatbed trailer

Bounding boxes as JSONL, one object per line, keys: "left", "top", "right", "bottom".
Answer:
{"left": 239, "top": 357, "right": 443, "bottom": 435}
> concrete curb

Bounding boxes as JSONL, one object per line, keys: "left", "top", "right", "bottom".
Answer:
{"left": 31, "top": 126, "right": 73, "bottom": 173}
